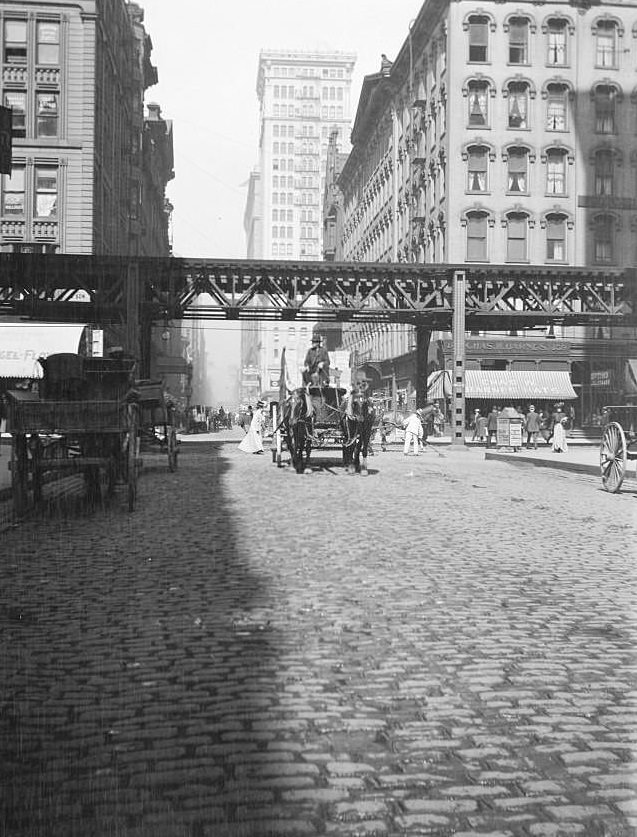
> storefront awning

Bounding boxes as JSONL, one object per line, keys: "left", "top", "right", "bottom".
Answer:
{"left": 0, "top": 324, "right": 86, "bottom": 379}
{"left": 427, "top": 370, "right": 576, "bottom": 400}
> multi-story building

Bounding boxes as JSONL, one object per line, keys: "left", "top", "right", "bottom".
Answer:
{"left": 332, "top": 0, "right": 637, "bottom": 424}
{"left": 243, "top": 48, "right": 356, "bottom": 402}
{"left": 0, "top": 1, "right": 176, "bottom": 379}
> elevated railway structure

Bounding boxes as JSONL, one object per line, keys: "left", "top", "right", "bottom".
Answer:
{"left": 1, "top": 253, "right": 635, "bottom": 442}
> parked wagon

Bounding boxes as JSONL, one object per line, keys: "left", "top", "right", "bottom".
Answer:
{"left": 6, "top": 352, "right": 140, "bottom": 515}
{"left": 600, "top": 404, "right": 637, "bottom": 493}
{"left": 134, "top": 380, "right": 178, "bottom": 471}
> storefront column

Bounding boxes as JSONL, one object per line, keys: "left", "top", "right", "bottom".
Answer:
{"left": 452, "top": 270, "right": 466, "bottom": 445}
{"left": 415, "top": 323, "right": 430, "bottom": 408}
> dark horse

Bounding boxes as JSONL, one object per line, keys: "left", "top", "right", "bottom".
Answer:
{"left": 280, "top": 388, "right": 313, "bottom": 474}
{"left": 339, "top": 382, "right": 376, "bottom": 475}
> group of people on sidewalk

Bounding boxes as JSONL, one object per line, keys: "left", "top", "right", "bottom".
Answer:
{"left": 470, "top": 403, "right": 570, "bottom": 453}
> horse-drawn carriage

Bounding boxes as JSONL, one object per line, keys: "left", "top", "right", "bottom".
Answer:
{"left": 272, "top": 383, "right": 377, "bottom": 475}
{"left": 5, "top": 352, "right": 177, "bottom": 515}
{"left": 600, "top": 404, "right": 637, "bottom": 493}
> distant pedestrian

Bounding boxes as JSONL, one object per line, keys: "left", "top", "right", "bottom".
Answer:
{"left": 403, "top": 410, "right": 423, "bottom": 456}
{"left": 238, "top": 401, "right": 266, "bottom": 454}
{"left": 524, "top": 404, "right": 541, "bottom": 450}
{"left": 475, "top": 412, "right": 488, "bottom": 444}
{"left": 470, "top": 409, "right": 481, "bottom": 441}
{"left": 486, "top": 405, "right": 499, "bottom": 448}
{"left": 552, "top": 417, "right": 568, "bottom": 453}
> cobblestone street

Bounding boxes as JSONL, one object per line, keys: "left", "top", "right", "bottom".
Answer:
{"left": 1, "top": 443, "right": 635, "bottom": 837}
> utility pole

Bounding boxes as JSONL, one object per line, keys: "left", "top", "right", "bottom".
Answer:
{"left": 451, "top": 270, "right": 466, "bottom": 445}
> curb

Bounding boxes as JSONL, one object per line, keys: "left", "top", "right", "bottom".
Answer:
{"left": 485, "top": 449, "right": 600, "bottom": 477}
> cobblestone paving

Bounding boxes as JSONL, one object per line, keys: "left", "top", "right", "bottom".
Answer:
{"left": 1, "top": 444, "right": 636, "bottom": 837}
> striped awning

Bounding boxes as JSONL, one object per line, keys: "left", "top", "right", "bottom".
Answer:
{"left": 427, "top": 370, "right": 576, "bottom": 400}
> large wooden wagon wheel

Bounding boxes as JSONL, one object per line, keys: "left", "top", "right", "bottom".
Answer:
{"left": 600, "top": 421, "right": 627, "bottom": 493}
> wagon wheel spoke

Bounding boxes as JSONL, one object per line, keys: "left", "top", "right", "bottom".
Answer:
{"left": 600, "top": 421, "right": 626, "bottom": 493}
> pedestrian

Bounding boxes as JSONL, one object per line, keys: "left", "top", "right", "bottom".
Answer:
{"left": 552, "top": 416, "right": 568, "bottom": 453}
{"left": 470, "top": 408, "right": 481, "bottom": 441}
{"left": 475, "top": 412, "right": 488, "bottom": 444}
{"left": 403, "top": 410, "right": 423, "bottom": 456}
{"left": 524, "top": 404, "right": 541, "bottom": 450}
{"left": 238, "top": 401, "right": 266, "bottom": 454}
{"left": 486, "top": 405, "right": 499, "bottom": 448}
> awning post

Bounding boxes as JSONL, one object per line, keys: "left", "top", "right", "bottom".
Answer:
{"left": 452, "top": 270, "right": 466, "bottom": 445}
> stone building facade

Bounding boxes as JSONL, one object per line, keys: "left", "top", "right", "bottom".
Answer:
{"left": 332, "top": 0, "right": 637, "bottom": 424}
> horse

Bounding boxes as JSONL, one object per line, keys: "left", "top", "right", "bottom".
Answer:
{"left": 339, "top": 382, "right": 376, "bottom": 475}
{"left": 280, "top": 388, "right": 313, "bottom": 474}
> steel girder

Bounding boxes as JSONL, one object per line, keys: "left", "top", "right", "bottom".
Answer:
{"left": 0, "top": 253, "right": 634, "bottom": 328}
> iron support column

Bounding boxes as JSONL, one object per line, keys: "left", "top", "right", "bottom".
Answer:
{"left": 125, "top": 260, "right": 140, "bottom": 367}
{"left": 452, "top": 270, "right": 466, "bottom": 445}
{"left": 415, "top": 323, "right": 430, "bottom": 408}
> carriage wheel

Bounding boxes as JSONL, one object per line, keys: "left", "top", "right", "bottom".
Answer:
{"left": 600, "top": 421, "right": 627, "bottom": 493}
{"left": 167, "top": 428, "right": 178, "bottom": 472}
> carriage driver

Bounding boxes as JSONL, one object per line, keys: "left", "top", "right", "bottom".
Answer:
{"left": 302, "top": 334, "right": 330, "bottom": 386}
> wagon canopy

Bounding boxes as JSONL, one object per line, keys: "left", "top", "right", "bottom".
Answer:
{"left": 0, "top": 324, "right": 87, "bottom": 378}
{"left": 427, "top": 370, "right": 577, "bottom": 401}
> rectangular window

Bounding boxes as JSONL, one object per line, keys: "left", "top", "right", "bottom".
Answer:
{"left": 547, "top": 22, "right": 566, "bottom": 65}
{"left": 4, "top": 20, "right": 27, "bottom": 64}
{"left": 468, "top": 19, "right": 488, "bottom": 62}
{"left": 507, "top": 216, "right": 527, "bottom": 260}
{"left": 546, "top": 153, "right": 565, "bottom": 194}
{"left": 36, "top": 21, "right": 59, "bottom": 64}
{"left": 467, "top": 148, "right": 487, "bottom": 192}
{"left": 595, "top": 154, "right": 613, "bottom": 196}
{"left": 35, "top": 167, "right": 57, "bottom": 217}
{"left": 595, "top": 88, "right": 615, "bottom": 133}
{"left": 508, "top": 86, "right": 528, "bottom": 128}
{"left": 2, "top": 167, "right": 25, "bottom": 215}
{"left": 546, "top": 90, "right": 566, "bottom": 130}
{"left": 596, "top": 23, "right": 616, "bottom": 67}
{"left": 594, "top": 219, "right": 613, "bottom": 262}
{"left": 546, "top": 218, "right": 566, "bottom": 260}
{"left": 4, "top": 91, "right": 26, "bottom": 138}
{"left": 507, "top": 151, "right": 527, "bottom": 192}
{"left": 467, "top": 214, "right": 487, "bottom": 260}
{"left": 509, "top": 20, "right": 528, "bottom": 64}
{"left": 36, "top": 95, "right": 56, "bottom": 138}
{"left": 468, "top": 85, "right": 488, "bottom": 126}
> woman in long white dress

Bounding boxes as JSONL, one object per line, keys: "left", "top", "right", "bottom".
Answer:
{"left": 552, "top": 417, "right": 568, "bottom": 453}
{"left": 238, "top": 400, "right": 266, "bottom": 454}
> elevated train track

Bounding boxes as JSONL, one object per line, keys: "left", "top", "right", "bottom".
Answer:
{"left": 0, "top": 253, "right": 635, "bottom": 329}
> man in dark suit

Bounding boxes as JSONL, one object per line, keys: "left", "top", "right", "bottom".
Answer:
{"left": 303, "top": 335, "right": 330, "bottom": 386}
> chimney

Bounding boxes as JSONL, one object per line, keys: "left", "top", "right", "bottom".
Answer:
{"left": 147, "top": 102, "right": 161, "bottom": 120}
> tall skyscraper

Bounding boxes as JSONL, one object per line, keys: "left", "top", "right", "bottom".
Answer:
{"left": 241, "top": 49, "right": 356, "bottom": 404}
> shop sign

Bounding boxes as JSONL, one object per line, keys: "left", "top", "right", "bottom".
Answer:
{"left": 441, "top": 339, "right": 570, "bottom": 355}
{"left": 591, "top": 370, "right": 612, "bottom": 387}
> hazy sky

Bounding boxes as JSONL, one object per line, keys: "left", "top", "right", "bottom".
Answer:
{"left": 138, "top": 1, "right": 424, "bottom": 406}
{"left": 140, "top": 0, "right": 424, "bottom": 259}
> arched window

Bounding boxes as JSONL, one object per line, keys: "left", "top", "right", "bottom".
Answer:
{"left": 508, "top": 18, "right": 530, "bottom": 64}
{"left": 467, "top": 15, "right": 489, "bottom": 62}
{"left": 545, "top": 213, "right": 567, "bottom": 261}
{"left": 546, "top": 18, "right": 568, "bottom": 65}
{"left": 506, "top": 148, "right": 529, "bottom": 193}
{"left": 466, "top": 211, "right": 489, "bottom": 260}
{"left": 546, "top": 83, "right": 568, "bottom": 130}
{"left": 467, "top": 80, "right": 489, "bottom": 126}
{"left": 593, "top": 214, "right": 614, "bottom": 263}
{"left": 466, "top": 146, "right": 489, "bottom": 192}
{"left": 594, "top": 149, "right": 615, "bottom": 195}
{"left": 546, "top": 148, "right": 567, "bottom": 194}
{"left": 507, "top": 81, "right": 530, "bottom": 128}
{"left": 594, "top": 85, "right": 617, "bottom": 133}
{"left": 506, "top": 212, "right": 529, "bottom": 261}
{"left": 596, "top": 20, "right": 618, "bottom": 68}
